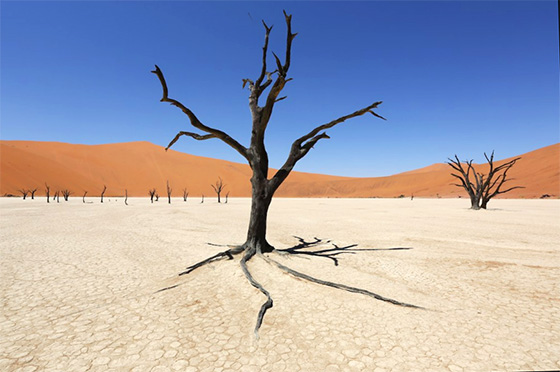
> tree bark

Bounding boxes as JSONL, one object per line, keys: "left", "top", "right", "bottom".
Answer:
{"left": 244, "top": 177, "right": 274, "bottom": 254}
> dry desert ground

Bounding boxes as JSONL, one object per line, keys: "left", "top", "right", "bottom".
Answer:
{"left": 1, "top": 197, "right": 559, "bottom": 372}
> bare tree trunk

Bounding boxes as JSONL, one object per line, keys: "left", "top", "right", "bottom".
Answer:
{"left": 225, "top": 192, "right": 229, "bottom": 204}
{"left": 167, "top": 180, "right": 172, "bottom": 204}
{"left": 30, "top": 188, "right": 37, "bottom": 199}
{"left": 45, "top": 183, "right": 50, "bottom": 203}
{"left": 83, "top": 191, "right": 87, "bottom": 203}
{"left": 183, "top": 188, "right": 188, "bottom": 202}
{"left": 200, "top": 194, "right": 204, "bottom": 203}
{"left": 101, "top": 185, "right": 107, "bottom": 203}
{"left": 125, "top": 189, "right": 128, "bottom": 205}
{"left": 149, "top": 188, "right": 156, "bottom": 203}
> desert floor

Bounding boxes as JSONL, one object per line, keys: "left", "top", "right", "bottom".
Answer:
{"left": 1, "top": 197, "right": 559, "bottom": 372}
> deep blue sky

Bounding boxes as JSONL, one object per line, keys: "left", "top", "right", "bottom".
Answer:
{"left": 1, "top": 1, "right": 558, "bottom": 177}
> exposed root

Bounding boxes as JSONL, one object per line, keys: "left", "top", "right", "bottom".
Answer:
{"left": 178, "top": 244, "right": 244, "bottom": 276}
{"left": 263, "top": 255, "right": 423, "bottom": 309}
{"left": 155, "top": 236, "right": 422, "bottom": 337}
{"left": 239, "top": 250, "right": 273, "bottom": 339}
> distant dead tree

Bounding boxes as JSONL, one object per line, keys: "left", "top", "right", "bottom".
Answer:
{"left": 155, "top": 193, "right": 159, "bottom": 202}
{"left": 83, "top": 191, "right": 87, "bottom": 203}
{"left": 200, "top": 194, "right": 204, "bottom": 204}
{"left": 45, "top": 183, "right": 50, "bottom": 203}
{"left": 448, "top": 151, "right": 523, "bottom": 210}
{"left": 30, "top": 188, "right": 38, "bottom": 200}
{"left": 54, "top": 191, "right": 60, "bottom": 203}
{"left": 152, "top": 11, "right": 418, "bottom": 338}
{"left": 149, "top": 188, "right": 156, "bottom": 203}
{"left": 211, "top": 177, "right": 226, "bottom": 203}
{"left": 225, "top": 191, "right": 230, "bottom": 204}
{"left": 18, "top": 189, "right": 29, "bottom": 200}
{"left": 61, "top": 189, "right": 71, "bottom": 201}
{"left": 166, "top": 180, "right": 172, "bottom": 204}
{"left": 125, "top": 189, "right": 128, "bottom": 206}
{"left": 183, "top": 188, "right": 189, "bottom": 202}
{"left": 100, "top": 185, "right": 107, "bottom": 203}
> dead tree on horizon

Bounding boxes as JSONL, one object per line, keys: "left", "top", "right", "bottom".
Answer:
{"left": 61, "top": 189, "right": 71, "bottom": 201}
{"left": 100, "top": 185, "right": 107, "bottom": 203}
{"left": 125, "top": 189, "right": 128, "bottom": 206}
{"left": 211, "top": 177, "right": 226, "bottom": 203}
{"left": 225, "top": 191, "right": 230, "bottom": 204}
{"left": 18, "top": 189, "right": 29, "bottom": 200}
{"left": 30, "top": 188, "right": 38, "bottom": 200}
{"left": 149, "top": 188, "right": 156, "bottom": 203}
{"left": 54, "top": 191, "right": 60, "bottom": 203}
{"left": 152, "top": 11, "right": 419, "bottom": 337}
{"left": 200, "top": 194, "right": 204, "bottom": 204}
{"left": 166, "top": 180, "right": 172, "bottom": 204}
{"left": 155, "top": 193, "right": 159, "bottom": 202}
{"left": 83, "top": 191, "right": 88, "bottom": 203}
{"left": 447, "top": 151, "right": 523, "bottom": 210}
{"left": 45, "top": 183, "right": 50, "bottom": 203}
{"left": 183, "top": 188, "right": 189, "bottom": 202}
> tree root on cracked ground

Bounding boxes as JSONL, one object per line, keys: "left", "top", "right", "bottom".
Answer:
{"left": 155, "top": 237, "right": 423, "bottom": 337}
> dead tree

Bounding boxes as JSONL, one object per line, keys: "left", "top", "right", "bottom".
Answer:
{"left": 166, "top": 180, "right": 172, "bottom": 204}
{"left": 125, "top": 189, "right": 128, "bottom": 206}
{"left": 155, "top": 193, "right": 159, "bottom": 202}
{"left": 153, "top": 11, "right": 418, "bottom": 337}
{"left": 83, "top": 191, "right": 87, "bottom": 203}
{"left": 211, "top": 177, "right": 226, "bottom": 203}
{"left": 45, "top": 183, "right": 50, "bottom": 203}
{"left": 183, "top": 188, "right": 189, "bottom": 202}
{"left": 61, "top": 189, "right": 71, "bottom": 201}
{"left": 100, "top": 185, "right": 107, "bottom": 203}
{"left": 149, "top": 188, "right": 156, "bottom": 203}
{"left": 18, "top": 189, "right": 29, "bottom": 200}
{"left": 54, "top": 191, "right": 60, "bottom": 203}
{"left": 30, "top": 188, "right": 38, "bottom": 200}
{"left": 448, "top": 151, "right": 523, "bottom": 210}
{"left": 225, "top": 191, "right": 230, "bottom": 204}
{"left": 200, "top": 194, "right": 204, "bottom": 203}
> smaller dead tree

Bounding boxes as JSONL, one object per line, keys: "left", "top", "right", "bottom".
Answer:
{"left": 167, "top": 180, "right": 172, "bottom": 204}
{"left": 225, "top": 191, "right": 230, "bottom": 204}
{"left": 54, "top": 191, "right": 60, "bottom": 203}
{"left": 149, "top": 188, "right": 156, "bottom": 203}
{"left": 100, "top": 185, "right": 107, "bottom": 203}
{"left": 83, "top": 191, "right": 88, "bottom": 203}
{"left": 18, "top": 189, "right": 29, "bottom": 200}
{"left": 448, "top": 151, "right": 523, "bottom": 210}
{"left": 125, "top": 189, "right": 128, "bottom": 206}
{"left": 61, "top": 189, "right": 71, "bottom": 201}
{"left": 211, "top": 177, "right": 226, "bottom": 203}
{"left": 183, "top": 188, "right": 189, "bottom": 202}
{"left": 200, "top": 194, "right": 204, "bottom": 204}
{"left": 45, "top": 183, "right": 50, "bottom": 203}
{"left": 155, "top": 193, "right": 159, "bottom": 202}
{"left": 30, "top": 188, "right": 38, "bottom": 200}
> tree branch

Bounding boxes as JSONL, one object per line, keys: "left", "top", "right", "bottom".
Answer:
{"left": 166, "top": 131, "right": 216, "bottom": 150}
{"left": 152, "top": 65, "right": 249, "bottom": 161}
{"left": 268, "top": 101, "right": 384, "bottom": 191}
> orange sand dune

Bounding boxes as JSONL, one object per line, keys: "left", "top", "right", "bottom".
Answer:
{"left": 1, "top": 140, "right": 558, "bottom": 198}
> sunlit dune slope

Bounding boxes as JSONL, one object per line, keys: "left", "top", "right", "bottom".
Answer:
{"left": 1, "top": 141, "right": 558, "bottom": 198}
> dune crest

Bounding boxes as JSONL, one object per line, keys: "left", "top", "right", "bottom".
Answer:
{"left": 1, "top": 140, "right": 558, "bottom": 198}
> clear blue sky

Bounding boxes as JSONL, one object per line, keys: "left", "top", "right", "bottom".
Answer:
{"left": 1, "top": 1, "right": 558, "bottom": 177}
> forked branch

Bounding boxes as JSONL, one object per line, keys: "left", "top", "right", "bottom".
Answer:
{"left": 151, "top": 65, "right": 249, "bottom": 161}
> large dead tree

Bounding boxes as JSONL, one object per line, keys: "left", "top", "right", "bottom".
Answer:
{"left": 152, "top": 11, "right": 419, "bottom": 337}
{"left": 211, "top": 177, "right": 226, "bottom": 203}
{"left": 448, "top": 151, "right": 523, "bottom": 210}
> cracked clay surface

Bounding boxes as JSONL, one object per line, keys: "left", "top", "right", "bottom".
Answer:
{"left": 1, "top": 198, "right": 559, "bottom": 371}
